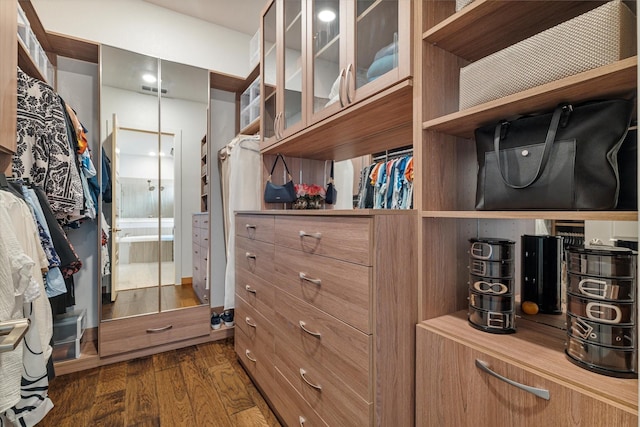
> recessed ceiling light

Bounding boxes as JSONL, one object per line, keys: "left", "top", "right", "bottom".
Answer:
{"left": 159, "top": 151, "right": 165, "bottom": 157}
{"left": 318, "top": 9, "right": 336, "bottom": 22}
{"left": 142, "top": 73, "right": 157, "bottom": 83}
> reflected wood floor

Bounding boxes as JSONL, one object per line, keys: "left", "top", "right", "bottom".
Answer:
{"left": 102, "top": 284, "right": 202, "bottom": 320}
{"left": 40, "top": 338, "right": 282, "bottom": 427}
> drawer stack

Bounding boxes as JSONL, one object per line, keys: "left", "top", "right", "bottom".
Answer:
{"left": 235, "top": 212, "right": 417, "bottom": 427}
{"left": 52, "top": 308, "right": 86, "bottom": 361}
{"left": 192, "top": 213, "right": 209, "bottom": 304}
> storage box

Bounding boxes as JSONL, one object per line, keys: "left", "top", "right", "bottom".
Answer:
{"left": 17, "top": 3, "right": 30, "bottom": 48}
{"left": 459, "top": 1, "right": 637, "bottom": 109}
{"left": 52, "top": 308, "right": 86, "bottom": 343}
{"left": 456, "top": 0, "right": 474, "bottom": 12}
{"left": 52, "top": 337, "right": 81, "bottom": 361}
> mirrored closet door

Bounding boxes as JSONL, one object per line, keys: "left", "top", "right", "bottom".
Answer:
{"left": 99, "top": 45, "right": 209, "bottom": 326}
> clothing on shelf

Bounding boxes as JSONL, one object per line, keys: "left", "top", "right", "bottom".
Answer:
{"left": 356, "top": 152, "right": 413, "bottom": 209}
{"left": 219, "top": 135, "right": 261, "bottom": 310}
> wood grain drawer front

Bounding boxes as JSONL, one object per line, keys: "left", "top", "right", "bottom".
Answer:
{"left": 274, "top": 245, "right": 372, "bottom": 333}
{"left": 275, "top": 216, "right": 372, "bottom": 266}
{"left": 235, "top": 326, "right": 274, "bottom": 386}
{"left": 236, "top": 214, "right": 275, "bottom": 243}
{"left": 234, "top": 296, "right": 275, "bottom": 366}
{"left": 275, "top": 335, "right": 372, "bottom": 427}
{"left": 272, "top": 367, "right": 329, "bottom": 427}
{"left": 235, "top": 236, "right": 275, "bottom": 284}
{"left": 416, "top": 325, "right": 638, "bottom": 427}
{"left": 236, "top": 267, "right": 275, "bottom": 317}
{"left": 274, "top": 289, "right": 371, "bottom": 401}
{"left": 99, "top": 305, "right": 210, "bottom": 357}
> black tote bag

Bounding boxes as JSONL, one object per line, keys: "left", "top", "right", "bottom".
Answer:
{"left": 474, "top": 99, "right": 634, "bottom": 210}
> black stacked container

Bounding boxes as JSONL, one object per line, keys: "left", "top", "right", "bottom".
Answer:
{"left": 468, "top": 238, "right": 516, "bottom": 334}
{"left": 565, "top": 245, "right": 637, "bottom": 378}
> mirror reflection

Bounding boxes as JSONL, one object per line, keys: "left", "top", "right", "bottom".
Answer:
{"left": 100, "top": 46, "right": 209, "bottom": 321}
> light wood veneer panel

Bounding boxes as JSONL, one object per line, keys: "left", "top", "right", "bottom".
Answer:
{"left": 0, "top": 0, "right": 17, "bottom": 171}
{"left": 272, "top": 367, "right": 329, "bottom": 427}
{"left": 235, "top": 327, "right": 275, "bottom": 397}
{"left": 234, "top": 297, "right": 275, "bottom": 368}
{"left": 275, "top": 333, "right": 372, "bottom": 427}
{"left": 99, "top": 305, "right": 210, "bottom": 357}
{"left": 235, "top": 214, "right": 275, "bottom": 244}
{"left": 417, "top": 318, "right": 637, "bottom": 426}
{"left": 274, "top": 245, "right": 372, "bottom": 333}
{"left": 235, "top": 267, "right": 276, "bottom": 318}
{"left": 274, "top": 288, "right": 372, "bottom": 401}
{"left": 274, "top": 215, "right": 372, "bottom": 266}
{"left": 235, "top": 236, "right": 275, "bottom": 284}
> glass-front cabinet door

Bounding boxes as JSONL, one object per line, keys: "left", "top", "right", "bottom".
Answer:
{"left": 309, "top": 0, "right": 346, "bottom": 123}
{"left": 281, "top": 0, "right": 305, "bottom": 138}
{"left": 347, "top": 0, "right": 410, "bottom": 104}
{"left": 262, "top": 0, "right": 277, "bottom": 142}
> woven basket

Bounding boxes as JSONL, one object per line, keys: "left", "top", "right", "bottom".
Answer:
{"left": 459, "top": 1, "right": 636, "bottom": 110}
{"left": 456, "top": 0, "right": 474, "bottom": 12}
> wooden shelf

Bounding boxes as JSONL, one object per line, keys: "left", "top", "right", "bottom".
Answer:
{"left": 240, "top": 117, "right": 260, "bottom": 135}
{"left": 421, "top": 210, "right": 638, "bottom": 221}
{"left": 261, "top": 78, "right": 413, "bottom": 161}
{"left": 423, "top": 0, "right": 605, "bottom": 61}
{"left": 17, "top": 38, "right": 46, "bottom": 82}
{"left": 422, "top": 57, "right": 637, "bottom": 139}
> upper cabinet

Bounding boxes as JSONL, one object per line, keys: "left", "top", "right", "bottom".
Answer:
{"left": 261, "top": 0, "right": 413, "bottom": 161}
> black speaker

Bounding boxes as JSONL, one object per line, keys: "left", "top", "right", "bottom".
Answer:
{"left": 521, "top": 235, "right": 562, "bottom": 314}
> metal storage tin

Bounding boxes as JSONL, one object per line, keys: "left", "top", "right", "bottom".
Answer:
{"left": 469, "top": 274, "right": 514, "bottom": 296}
{"left": 469, "top": 238, "right": 516, "bottom": 261}
{"left": 469, "top": 290, "right": 513, "bottom": 312}
{"left": 566, "top": 335, "right": 637, "bottom": 378}
{"left": 468, "top": 306, "right": 516, "bottom": 334}
{"left": 567, "top": 273, "right": 635, "bottom": 302}
{"left": 469, "top": 259, "right": 514, "bottom": 278}
{"left": 567, "top": 293, "right": 635, "bottom": 326}
{"left": 566, "top": 246, "right": 637, "bottom": 278}
{"left": 567, "top": 313, "right": 635, "bottom": 349}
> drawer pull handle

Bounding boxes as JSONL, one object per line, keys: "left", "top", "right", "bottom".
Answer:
{"left": 245, "top": 317, "right": 257, "bottom": 328}
{"left": 299, "top": 416, "right": 306, "bottom": 426}
{"left": 245, "top": 224, "right": 257, "bottom": 230}
{"left": 245, "top": 285, "right": 257, "bottom": 294}
{"left": 245, "top": 252, "right": 256, "bottom": 260}
{"left": 475, "top": 359, "right": 550, "bottom": 400}
{"left": 245, "top": 349, "right": 257, "bottom": 363}
{"left": 299, "top": 321, "right": 321, "bottom": 338}
{"left": 299, "top": 230, "right": 322, "bottom": 240}
{"left": 299, "top": 368, "right": 322, "bottom": 391}
{"left": 146, "top": 324, "right": 173, "bottom": 333}
{"left": 299, "top": 272, "right": 321, "bottom": 285}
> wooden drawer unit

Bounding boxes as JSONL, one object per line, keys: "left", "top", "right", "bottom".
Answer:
{"left": 275, "top": 332, "right": 373, "bottom": 427}
{"left": 235, "top": 267, "right": 275, "bottom": 318}
{"left": 272, "top": 367, "right": 329, "bottom": 427}
{"left": 99, "top": 305, "right": 210, "bottom": 357}
{"left": 235, "top": 325, "right": 274, "bottom": 388}
{"left": 235, "top": 235, "right": 275, "bottom": 284}
{"left": 274, "top": 245, "right": 372, "bottom": 333}
{"left": 235, "top": 212, "right": 417, "bottom": 427}
{"left": 192, "top": 213, "right": 209, "bottom": 303}
{"left": 234, "top": 296, "right": 275, "bottom": 367}
{"left": 275, "top": 216, "right": 372, "bottom": 266}
{"left": 417, "top": 312, "right": 638, "bottom": 427}
{"left": 235, "top": 214, "right": 275, "bottom": 243}
{"left": 274, "top": 288, "right": 371, "bottom": 401}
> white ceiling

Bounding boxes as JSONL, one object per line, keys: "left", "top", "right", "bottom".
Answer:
{"left": 143, "top": 0, "right": 267, "bottom": 35}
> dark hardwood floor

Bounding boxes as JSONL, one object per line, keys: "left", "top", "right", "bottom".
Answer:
{"left": 40, "top": 338, "right": 282, "bottom": 427}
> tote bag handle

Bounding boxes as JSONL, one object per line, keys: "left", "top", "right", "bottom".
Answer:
{"left": 493, "top": 104, "right": 570, "bottom": 189}
{"left": 268, "top": 153, "right": 292, "bottom": 182}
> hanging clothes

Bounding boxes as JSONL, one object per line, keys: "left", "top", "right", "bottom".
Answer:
{"left": 356, "top": 153, "right": 413, "bottom": 209}
{"left": 13, "top": 68, "right": 84, "bottom": 219}
{"left": 0, "top": 189, "right": 54, "bottom": 427}
{"left": 220, "top": 135, "right": 261, "bottom": 310}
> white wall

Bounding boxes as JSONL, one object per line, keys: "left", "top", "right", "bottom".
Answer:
{"left": 55, "top": 57, "right": 100, "bottom": 329}
{"left": 32, "top": 0, "right": 252, "bottom": 78}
